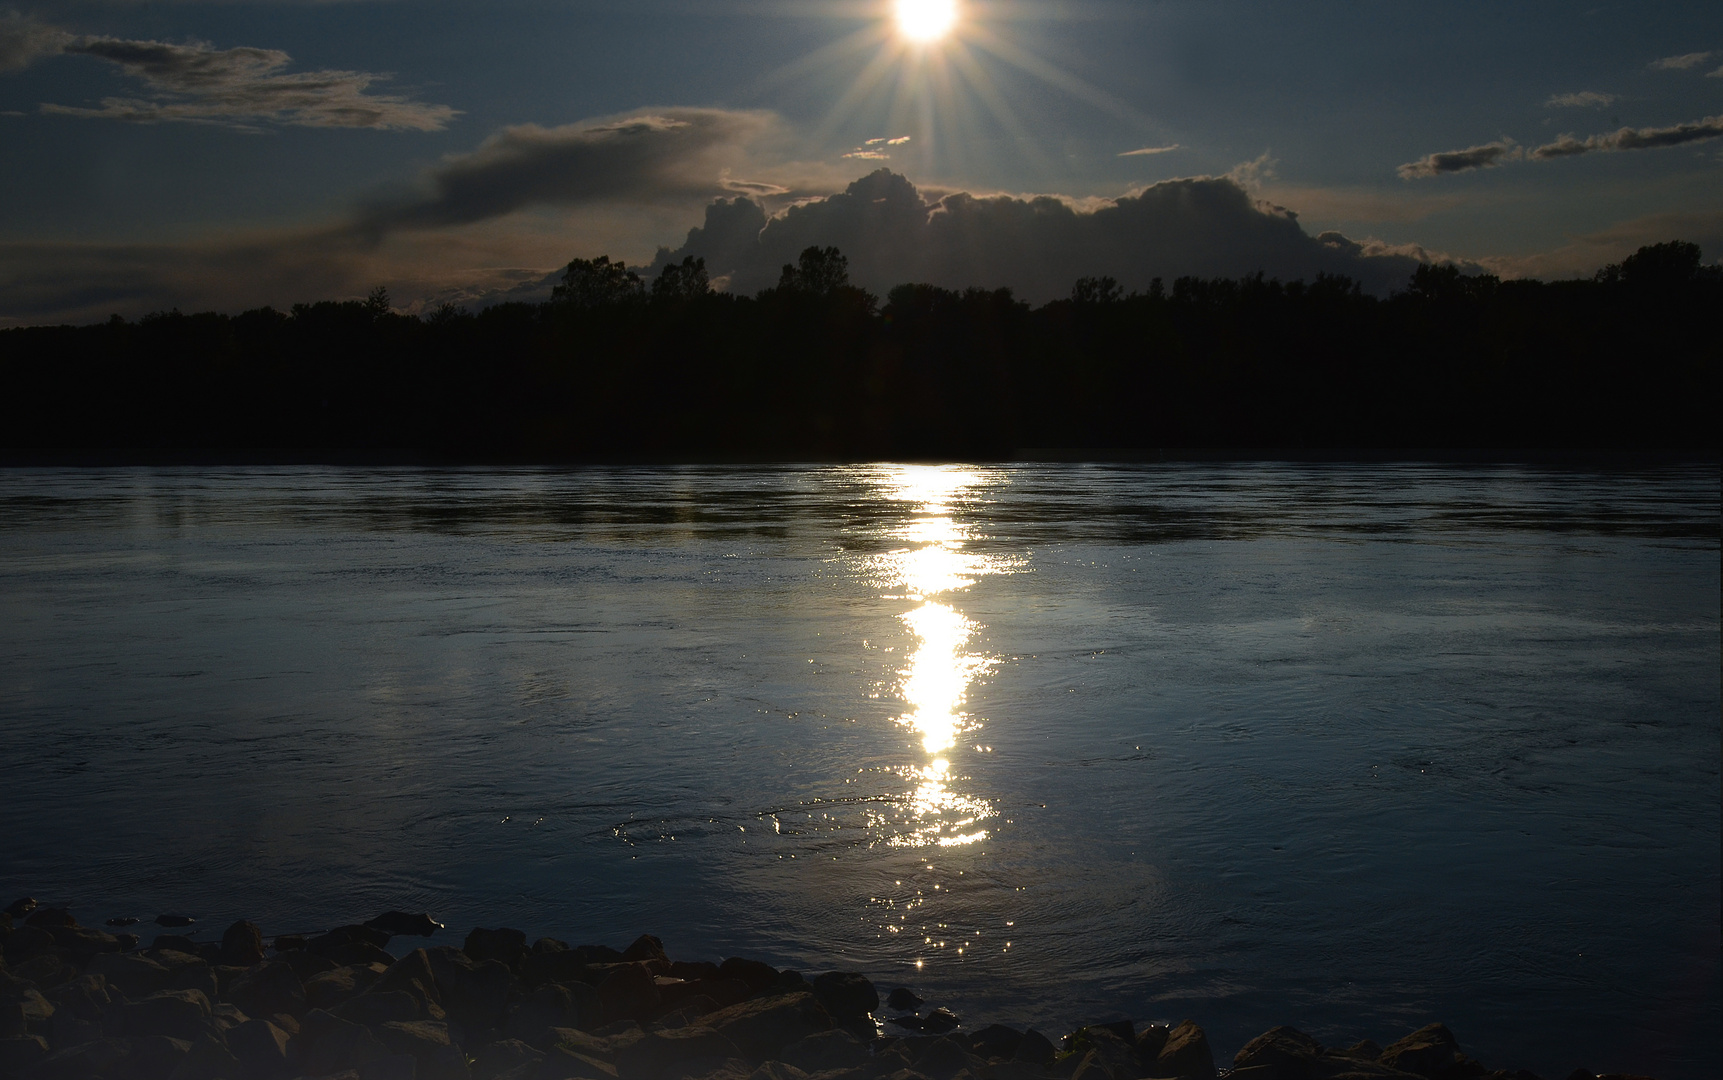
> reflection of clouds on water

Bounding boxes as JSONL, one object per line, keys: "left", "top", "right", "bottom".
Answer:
{"left": 860, "top": 465, "right": 1012, "bottom": 850}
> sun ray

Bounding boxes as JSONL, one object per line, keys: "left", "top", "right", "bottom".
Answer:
{"left": 962, "top": 21, "right": 1149, "bottom": 128}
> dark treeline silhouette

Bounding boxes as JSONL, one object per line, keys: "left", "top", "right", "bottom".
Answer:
{"left": 2, "top": 242, "right": 1717, "bottom": 459}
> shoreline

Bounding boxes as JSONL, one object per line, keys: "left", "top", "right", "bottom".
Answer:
{"left": 1, "top": 903, "right": 1658, "bottom": 1080}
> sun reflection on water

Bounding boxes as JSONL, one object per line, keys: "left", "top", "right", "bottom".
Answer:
{"left": 864, "top": 465, "right": 1011, "bottom": 850}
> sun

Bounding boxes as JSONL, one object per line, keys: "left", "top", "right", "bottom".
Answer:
{"left": 894, "top": 0, "right": 959, "bottom": 45}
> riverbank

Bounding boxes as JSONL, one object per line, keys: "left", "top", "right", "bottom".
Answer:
{"left": 0, "top": 903, "right": 1656, "bottom": 1080}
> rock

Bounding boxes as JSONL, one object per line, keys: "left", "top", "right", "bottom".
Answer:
{"left": 1151, "top": 1021, "right": 1215, "bottom": 1080}
{"left": 1345, "top": 1042, "right": 1384, "bottom": 1062}
{"left": 107, "top": 917, "right": 142, "bottom": 927}
{"left": 425, "top": 945, "right": 513, "bottom": 1031}
{"left": 465, "top": 927, "right": 529, "bottom": 967}
{"left": 1, "top": 1002, "right": 25, "bottom": 1039}
{"left": 371, "top": 949, "right": 448, "bottom": 1020}
{"left": 149, "top": 950, "right": 220, "bottom": 1001}
{"left": 335, "top": 989, "right": 424, "bottom": 1027}
{"left": 1379, "top": 1026, "right": 1459, "bottom": 1079}
{"left": 228, "top": 960, "right": 307, "bottom": 1019}
{"left": 1064, "top": 1026, "right": 1143, "bottom": 1080}
{"left": 87, "top": 952, "right": 173, "bottom": 997}
{"left": 31, "top": 1036, "right": 132, "bottom": 1080}
{"left": 671, "top": 962, "right": 721, "bottom": 983}
{"left": 989, "top": 1063, "right": 1056, "bottom": 1080}
{"left": 0, "top": 1035, "right": 49, "bottom": 1074}
{"left": 106, "top": 989, "right": 217, "bottom": 1044}
{"left": 302, "top": 1009, "right": 394, "bottom": 1075}
{"left": 11, "top": 952, "right": 78, "bottom": 991}
{"left": 621, "top": 935, "right": 669, "bottom": 964}
{"left": 812, "top": 972, "right": 879, "bottom": 1022}
{"left": 886, "top": 989, "right": 924, "bottom": 1012}
{"left": 599, "top": 963, "right": 663, "bottom": 1025}
{"left": 46, "top": 973, "right": 112, "bottom": 1020}
{"left": 923, "top": 1008, "right": 961, "bottom": 1036}
{"left": 718, "top": 957, "right": 781, "bottom": 995}
{"left": 700, "top": 990, "right": 836, "bottom": 1060}
{"left": 166, "top": 1033, "right": 244, "bottom": 1080}
{"left": 615, "top": 1026, "right": 744, "bottom": 1080}
{"left": 779, "top": 1029, "right": 868, "bottom": 1073}
{"left": 4, "top": 899, "right": 36, "bottom": 920}
{"left": 508, "top": 983, "right": 597, "bottom": 1045}
{"left": 747, "top": 1063, "right": 808, "bottom": 1080}
{"left": 50, "top": 924, "right": 127, "bottom": 961}
{"left": 276, "top": 946, "right": 340, "bottom": 982}
{"left": 1234, "top": 1027, "right": 1324, "bottom": 1080}
{"left": 887, "top": 1016, "right": 926, "bottom": 1033}
{"left": 652, "top": 997, "right": 723, "bottom": 1032}
{"left": 25, "top": 907, "right": 77, "bottom": 929}
{"left": 273, "top": 934, "right": 308, "bottom": 952}
{"left": 911, "top": 1036, "right": 982, "bottom": 1080}
{"left": 967, "top": 1025, "right": 1024, "bottom": 1062}
{"left": 155, "top": 915, "right": 197, "bottom": 928}
{"left": 3, "top": 924, "right": 54, "bottom": 964}
{"left": 471, "top": 1038, "right": 544, "bottom": 1080}
{"left": 111, "top": 1034, "right": 193, "bottom": 1080}
{"left": 376, "top": 1018, "right": 468, "bottom": 1080}
{"left": 367, "top": 912, "right": 448, "bottom": 938}
{"left": 218, "top": 920, "right": 267, "bottom": 967}
{"left": 541, "top": 1044, "right": 623, "bottom": 1080}
{"left": 307, "top": 963, "right": 388, "bottom": 1010}
{"left": 1136, "top": 1026, "right": 1170, "bottom": 1064}
{"left": 48, "top": 1011, "right": 104, "bottom": 1048}
{"left": 152, "top": 935, "right": 200, "bottom": 954}
{"left": 228, "top": 1018, "right": 292, "bottom": 1079}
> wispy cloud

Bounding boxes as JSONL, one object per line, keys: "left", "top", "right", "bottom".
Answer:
{"left": 0, "top": 10, "right": 69, "bottom": 72}
{"left": 1397, "top": 139, "right": 1521, "bottom": 179}
{"left": 348, "top": 109, "right": 781, "bottom": 242}
{"left": 1650, "top": 51, "right": 1712, "bottom": 71}
{"left": 1119, "top": 144, "right": 1182, "bottom": 157}
{"left": 843, "top": 135, "right": 911, "bottom": 160}
{"left": 1531, "top": 116, "right": 1723, "bottom": 159}
{"left": 43, "top": 37, "right": 458, "bottom": 131}
{"left": 1546, "top": 91, "right": 1616, "bottom": 108}
{"left": 1709, "top": 65, "right": 1723, "bottom": 79}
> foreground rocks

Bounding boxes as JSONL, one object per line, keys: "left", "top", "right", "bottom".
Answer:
{"left": 0, "top": 901, "right": 1655, "bottom": 1080}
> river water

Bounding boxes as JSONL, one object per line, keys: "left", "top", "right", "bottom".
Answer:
{"left": 0, "top": 464, "right": 1716, "bottom": 1079}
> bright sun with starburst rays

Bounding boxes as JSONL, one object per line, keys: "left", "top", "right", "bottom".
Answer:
{"left": 894, "top": 0, "right": 959, "bottom": 45}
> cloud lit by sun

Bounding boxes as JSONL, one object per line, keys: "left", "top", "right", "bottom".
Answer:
{"left": 894, "top": 0, "right": 959, "bottom": 45}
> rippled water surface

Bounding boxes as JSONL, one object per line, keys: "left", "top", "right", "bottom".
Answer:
{"left": 1, "top": 464, "right": 1717, "bottom": 1078}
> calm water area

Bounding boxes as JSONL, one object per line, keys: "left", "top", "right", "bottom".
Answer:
{"left": 0, "top": 464, "right": 1717, "bottom": 1079}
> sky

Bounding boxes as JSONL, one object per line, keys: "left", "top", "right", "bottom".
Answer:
{"left": 0, "top": 1, "right": 1719, "bottom": 323}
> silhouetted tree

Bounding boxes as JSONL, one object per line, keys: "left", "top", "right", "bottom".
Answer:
{"left": 776, "top": 246, "right": 850, "bottom": 295}
{"left": 364, "top": 286, "right": 392, "bottom": 317}
{"left": 652, "top": 256, "right": 712, "bottom": 302}
{"left": 1071, "top": 276, "right": 1123, "bottom": 304}
{"left": 552, "top": 256, "right": 644, "bottom": 309}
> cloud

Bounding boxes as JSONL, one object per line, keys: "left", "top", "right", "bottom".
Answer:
{"left": 0, "top": 10, "right": 69, "bottom": 71}
{"left": 844, "top": 135, "right": 912, "bottom": 160}
{"left": 649, "top": 169, "right": 1438, "bottom": 302}
{"left": 1708, "top": 65, "right": 1723, "bottom": 79}
{"left": 347, "top": 109, "right": 781, "bottom": 241}
{"left": 1480, "top": 208, "right": 1722, "bottom": 280}
{"left": 1650, "top": 51, "right": 1712, "bottom": 70}
{"left": 1531, "top": 115, "right": 1723, "bottom": 159}
{"left": 1545, "top": 91, "right": 1616, "bottom": 108}
{"left": 1119, "top": 144, "right": 1182, "bottom": 157}
{"left": 1397, "top": 139, "right": 1521, "bottom": 179}
{"left": 42, "top": 35, "right": 457, "bottom": 130}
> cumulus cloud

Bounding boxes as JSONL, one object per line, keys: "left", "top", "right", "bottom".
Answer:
{"left": 1546, "top": 91, "right": 1615, "bottom": 108}
{"left": 41, "top": 35, "right": 456, "bottom": 130}
{"left": 1531, "top": 115, "right": 1723, "bottom": 159}
{"left": 0, "top": 10, "right": 69, "bottom": 71}
{"left": 1650, "top": 51, "right": 1712, "bottom": 70}
{"left": 347, "top": 109, "right": 780, "bottom": 241}
{"left": 1397, "top": 139, "right": 1521, "bottom": 179}
{"left": 844, "top": 135, "right": 912, "bottom": 161}
{"left": 1119, "top": 144, "right": 1182, "bottom": 156}
{"left": 649, "top": 169, "right": 1435, "bottom": 302}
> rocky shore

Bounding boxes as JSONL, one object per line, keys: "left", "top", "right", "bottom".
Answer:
{"left": 0, "top": 900, "right": 1654, "bottom": 1080}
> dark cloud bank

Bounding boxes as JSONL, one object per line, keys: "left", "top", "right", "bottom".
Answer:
{"left": 644, "top": 170, "right": 1429, "bottom": 304}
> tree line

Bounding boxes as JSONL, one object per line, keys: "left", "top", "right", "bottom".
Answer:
{"left": 1, "top": 242, "right": 1716, "bottom": 459}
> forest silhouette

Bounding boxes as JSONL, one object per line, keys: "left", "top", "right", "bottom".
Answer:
{"left": 1, "top": 241, "right": 1716, "bottom": 460}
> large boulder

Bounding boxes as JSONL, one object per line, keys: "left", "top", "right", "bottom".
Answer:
{"left": 366, "top": 912, "right": 447, "bottom": 938}
{"left": 87, "top": 953, "right": 173, "bottom": 998}
{"left": 300, "top": 1008, "right": 393, "bottom": 1075}
{"left": 507, "top": 983, "right": 598, "bottom": 1046}
{"left": 227, "top": 1018, "right": 292, "bottom": 1079}
{"left": 1234, "top": 1027, "right": 1324, "bottom": 1080}
{"left": 1379, "top": 1025, "right": 1460, "bottom": 1079}
{"left": 426, "top": 946, "right": 513, "bottom": 1031}
{"left": 614, "top": 1026, "right": 743, "bottom": 1080}
{"left": 219, "top": 921, "right": 267, "bottom": 968}
{"left": 307, "top": 925, "right": 395, "bottom": 968}
{"left": 29, "top": 1037, "right": 131, "bottom": 1080}
{"left": 105, "top": 989, "right": 217, "bottom": 1044}
{"left": 779, "top": 1029, "right": 869, "bottom": 1073}
{"left": 306, "top": 963, "right": 388, "bottom": 1010}
{"left": 376, "top": 1020, "right": 471, "bottom": 1080}
{"left": 370, "top": 949, "right": 448, "bottom": 1018}
{"left": 228, "top": 961, "right": 307, "bottom": 1020}
{"left": 109, "top": 1034, "right": 192, "bottom": 1080}
{"left": 1151, "top": 1021, "right": 1216, "bottom": 1080}
{"left": 465, "top": 927, "right": 529, "bottom": 968}
{"left": 166, "top": 1033, "right": 244, "bottom": 1080}
{"left": 599, "top": 963, "right": 662, "bottom": 1025}
{"left": 811, "top": 972, "right": 878, "bottom": 1023}
{"left": 699, "top": 990, "right": 835, "bottom": 1060}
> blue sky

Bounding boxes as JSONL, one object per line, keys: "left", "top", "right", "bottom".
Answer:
{"left": 1, "top": 1, "right": 1719, "bottom": 322}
